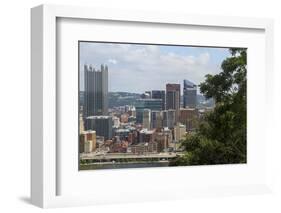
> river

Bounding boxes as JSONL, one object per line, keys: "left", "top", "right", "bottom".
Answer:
{"left": 80, "top": 161, "right": 170, "bottom": 170}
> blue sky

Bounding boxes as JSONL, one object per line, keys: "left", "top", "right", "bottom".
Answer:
{"left": 79, "top": 42, "right": 230, "bottom": 93}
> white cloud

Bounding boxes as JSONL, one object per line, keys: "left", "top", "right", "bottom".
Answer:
{"left": 79, "top": 43, "right": 226, "bottom": 93}
{"left": 108, "top": 59, "right": 118, "bottom": 64}
{"left": 198, "top": 52, "right": 210, "bottom": 65}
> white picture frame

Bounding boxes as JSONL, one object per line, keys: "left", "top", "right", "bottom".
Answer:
{"left": 31, "top": 4, "right": 274, "bottom": 208}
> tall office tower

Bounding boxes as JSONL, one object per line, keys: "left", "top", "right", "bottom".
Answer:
{"left": 162, "top": 109, "right": 176, "bottom": 129}
{"left": 85, "top": 116, "right": 113, "bottom": 140}
{"left": 183, "top": 79, "right": 197, "bottom": 108}
{"left": 142, "top": 109, "right": 151, "bottom": 129}
{"left": 166, "top": 84, "right": 181, "bottom": 122}
{"left": 151, "top": 111, "right": 163, "bottom": 129}
{"left": 83, "top": 64, "right": 108, "bottom": 118}
{"left": 135, "top": 99, "right": 162, "bottom": 124}
{"left": 151, "top": 90, "right": 166, "bottom": 110}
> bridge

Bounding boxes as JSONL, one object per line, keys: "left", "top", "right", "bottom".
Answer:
{"left": 80, "top": 152, "right": 182, "bottom": 163}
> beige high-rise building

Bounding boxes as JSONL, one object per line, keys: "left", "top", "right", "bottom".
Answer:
{"left": 142, "top": 109, "right": 151, "bottom": 129}
{"left": 79, "top": 113, "right": 84, "bottom": 133}
{"left": 174, "top": 123, "right": 186, "bottom": 142}
{"left": 84, "top": 140, "right": 92, "bottom": 153}
{"left": 79, "top": 130, "right": 97, "bottom": 153}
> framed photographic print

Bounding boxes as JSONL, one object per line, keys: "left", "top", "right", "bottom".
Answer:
{"left": 31, "top": 4, "right": 274, "bottom": 208}
{"left": 78, "top": 41, "right": 246, "bottom": 171}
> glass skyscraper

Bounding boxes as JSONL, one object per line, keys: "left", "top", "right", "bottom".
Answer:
{"left": 166, "top": 84, "right": 181, "bottom": 122}
{"left": 83, "top": 64, "right": 108, "bottom": 118}
{"left": 183, "top": 79, "right": 197, "bottom": 108}
{"left": 135, "top": 99, "right": 162, "bottom": 124}
{"left": 85, "top": 116, "right": 113, "bottom": 140}
{"left": 151, "top": 90, "right": 166, "bottom": 110}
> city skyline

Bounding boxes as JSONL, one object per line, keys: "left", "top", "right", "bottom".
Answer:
{"left": 79, "top": 42, "right": 246, "bottom": 170}
{"left": 79, "top": 42, "right": 230, "bottom": 93}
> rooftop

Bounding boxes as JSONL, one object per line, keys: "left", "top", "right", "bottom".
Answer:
{"left": 139, "top": 128, "right": 155, "bottom": 134}
{"left": 184, "top": 79, "right": 197, "bottom": 87}
{"left": 86, "top": 115, "right": 112, "bottom": 119}
{"left": 115, "top": 129, "right": 130, "bottom": 133}
{"left": 180, "top": 108, "right": 197, "bottom": 111}
{"left": 81, "top": 130, "right": 96, "bottom": 134}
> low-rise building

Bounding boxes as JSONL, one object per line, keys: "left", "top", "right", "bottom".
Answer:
{"left": 120, "top": 113, "right": 129, "bottom": 123}
{"left": 155, "top": 127, "right": 173, "bottom": 152}
{"left": 129, "top": 142, "right": 158, "bottom": 154}
{"left": 110, "top": 140, "right": 128, "bottom": 153}
{"left": 114, "top": 128, "right": 130, "bottom": 141}
{"left": 138, "top": 128, "right": 156, "bottom": 143}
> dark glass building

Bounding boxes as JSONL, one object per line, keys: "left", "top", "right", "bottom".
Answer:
{"left": 166, "top": 84, "right": 181, "bottom": 122}
{"left": 162, "top": 109, "right": 176, "bottom": 129}
{"left": 151, "top": 111, "right": 163, "bottom": 129}
{"left": 135, "top": 99, "right": 162, "bottom": 124}
{"left": 85, "top": 116, "right": 113, "bottom": 140}
{"left": 183, "top": 79, "right": 197, "bottom": 108}
{"left": 151, "top": 90, "right": 166, "bottom": 110}
{"left": 83, "top": 64, "right": 108, "bottom": 118}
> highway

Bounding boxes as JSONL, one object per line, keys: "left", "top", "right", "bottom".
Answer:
{"left": 80, "top": 152, "right": 182, "bottom": 160}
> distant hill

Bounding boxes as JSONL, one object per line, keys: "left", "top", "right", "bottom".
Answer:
{"left": 79, "top": 91, "right": 214, "bottom": 108}
{"left": 196, "top": 94, "right": 215, "bottom": 108}
{"left": 79, "top": 91, "right": 141, "bottom": 108}
{"left": 108, "top": 92, "right": 141, "bottom": 108}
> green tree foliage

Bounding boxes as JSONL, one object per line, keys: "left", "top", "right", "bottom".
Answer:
{"left": 170, "top": 48, "right": 247, "bottom": 166}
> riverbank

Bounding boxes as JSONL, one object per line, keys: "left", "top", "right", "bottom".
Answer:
{"left": 80, "top": 161, "right": 170, "bottom": 170}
